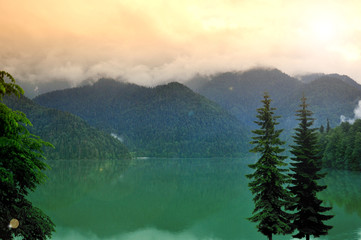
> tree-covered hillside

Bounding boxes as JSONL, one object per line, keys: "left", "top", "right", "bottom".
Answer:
{"left": 34, "top": 79, "right": 249, "bottom": 157}
{"left": 319, "top": 119, "right": 361, "bottom": 171}
{"left": 4, "top": 95, "right": 131, "bottom": 160}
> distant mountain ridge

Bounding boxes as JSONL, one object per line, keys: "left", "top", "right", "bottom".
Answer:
{"left": 296, "top": 73, "right": 361, "bottom": 90}
{"left": 185, "top": 68, "right": 361, "bottom": 132}
{"left": 186, "top": 68, "right": 302, "bottom": 126}
{"left": 34, "top": 80, "right": 248, "bottom": 157}
{"left": 276, "top": 76, "right": 361, "bottom": 130}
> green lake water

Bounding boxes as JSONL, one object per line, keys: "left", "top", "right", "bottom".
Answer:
{"left": 29, "top": 158, "right": 361, "bottom": 240}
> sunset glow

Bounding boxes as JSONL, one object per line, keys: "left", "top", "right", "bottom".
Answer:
{"left": 312, "top": 19, "right": 336, "bottom": 41}
{"left": 1, "top": 0, "right": 361, "bottom": 85}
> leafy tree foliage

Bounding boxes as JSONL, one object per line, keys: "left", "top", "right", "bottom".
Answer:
{"left": 0, "top": 71, "right": 55, "bottom": 239}
{"left": 288, "top": 95, "right": 333, "bottom": 240}
{"left": 247, "top": 93, "right": 291, "bottom": 240}
{"left": 0, "top": 71, "right": 24, "bottom": 100}
{"left": 319, "top": 119, "right": 361, "bottom": 170}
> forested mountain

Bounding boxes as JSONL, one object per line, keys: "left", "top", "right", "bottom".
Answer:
{"left": 30, "top": 68, "right": 361, "bottom": 160}
{"left": 185, "top": 68, "right": 302, "bottom": 127}
{"left": 319, "top": 119, "right": 361, "bottom": 171}
{"left": 296, "top": 73, "right": 361, "bottom": 90}
{"left": 34, "top": 80, "right": 248, "bottom": 157}
{"left": 295, "top": 73, "right": 325, "bottom": 84}
{"left": 186, "top": 68, "right": 361, "bottom": 131}
{"left": 4, "top": 95, "right": 131, "bottom": 160}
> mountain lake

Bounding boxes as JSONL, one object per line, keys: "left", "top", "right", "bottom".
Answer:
{"left": 27, "top": 158, "right": 361, "bottom": 240}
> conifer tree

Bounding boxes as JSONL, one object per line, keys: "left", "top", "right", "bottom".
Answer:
{"left": 288, "top": 95, "right": 333, "bottom": 240}
{"left": 247, "top": 92, "right": 291, "bottom": 240}
{"left": 319, "top": 125, "right": 324, "bottom": 134}
{"left": 326, "top": 119, "right": 331, "bottom": 133}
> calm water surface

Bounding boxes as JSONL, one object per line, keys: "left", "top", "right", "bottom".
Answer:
{"left": 29, "top": 158, "right": 361, "bottom": 240}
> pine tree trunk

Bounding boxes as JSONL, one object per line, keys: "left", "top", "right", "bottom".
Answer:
{"left": 306, "top": 234, "right": 310, "bottom": 240}
{"left": 268, "top": 234, "right": 272, "bottom": 240}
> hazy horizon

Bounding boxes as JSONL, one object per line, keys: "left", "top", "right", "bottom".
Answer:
{"left": 2, "top": 0, "right": 361, "bottom": 86}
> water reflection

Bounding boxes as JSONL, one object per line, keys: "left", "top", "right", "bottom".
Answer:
{"left": 29, "top": 159, "right": 361, "bottom": 240}
{"left": 31, "top": 159, "right": 130, "bottom": 210}
{"left": 30, "top": 158, "right": 254, "bottom": 239}
{"left": 316, "top": 169, "right": 361, "bottom": 240}
{"left": 320, "top": 169, "right": 361, "bottom": 217}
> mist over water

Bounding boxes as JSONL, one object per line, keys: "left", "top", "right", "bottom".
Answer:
{"left": 29, "top": 159, "right": 361, "bottom": 240}
{"left": 52, "top": 227, "right": 222, "bottom": 240}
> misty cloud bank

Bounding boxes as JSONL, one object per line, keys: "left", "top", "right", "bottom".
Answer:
{"left": 2, "top": 49, "right": 258, "bottom": 88}
{"left": 2, "top": 0, "right": 361, "bottom": 87}
{"left": 340, "top": 100, "right": 361, "bottom": 124}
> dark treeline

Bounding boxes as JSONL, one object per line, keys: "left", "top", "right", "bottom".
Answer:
{"left": 319, "top": 119, "right": 361, "bottom": 171}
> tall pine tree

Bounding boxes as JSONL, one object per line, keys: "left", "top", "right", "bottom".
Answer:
{"left": 326, "top": 119, "right": 331, "bottom": 133}
{"left": 288, "top": 95, "right": 333, "bottom": 240}
{"left": 247, "top": 92, "right": 291, "bottom": 240}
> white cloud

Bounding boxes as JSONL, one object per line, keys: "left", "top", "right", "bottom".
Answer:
{"left": 2, "top": 0, "right": 361, "bottom": 86}
{"left": 341, "top": 100, "right": 361, "bottom": 124}
{"left": 111, "top": 133, "right": 124, "bottom": 143}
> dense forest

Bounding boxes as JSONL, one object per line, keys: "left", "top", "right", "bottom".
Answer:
{"left": 319, "top": 119, "right": 361, "bottom": 171}
{"left": 4, "top": 95, "right": 131, "bottom": 160}
{"left": 34, "top": 80, "right": 249, "bottom": 157}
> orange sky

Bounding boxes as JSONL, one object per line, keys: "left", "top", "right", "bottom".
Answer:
{"left": 1, "top": 0, "right": 361, "bottom": 85}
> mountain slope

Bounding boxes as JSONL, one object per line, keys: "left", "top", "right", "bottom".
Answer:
{"left": 34, "top": 80, "right": 248, "bottom": 157}
{"left": 4, "top": 95, "right": 131, "bottom": 160}
{"left": 186, "top": 68, "right": 302, "bottom": 126}
{"left": 297, "top": 73, "right": 361, "bottom": 90}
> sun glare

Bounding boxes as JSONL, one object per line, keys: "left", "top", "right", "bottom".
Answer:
{"left": 311, "top": 18, "right": 336, "bottom": 41}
